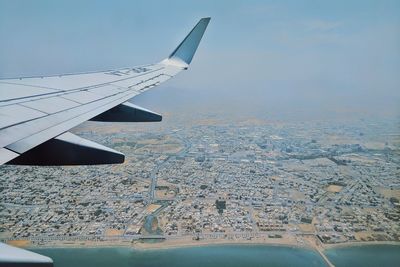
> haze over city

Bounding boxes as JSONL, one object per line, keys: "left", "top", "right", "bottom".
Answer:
{"left": 1, "top": 0, "right": 399, "bottom": 120}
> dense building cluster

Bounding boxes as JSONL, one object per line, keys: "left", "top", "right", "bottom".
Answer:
{"left": 1, "top": 117, "right": 399, "bottom": 245}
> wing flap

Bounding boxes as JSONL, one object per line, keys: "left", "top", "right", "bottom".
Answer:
{"left": 0, "top": 82, "right": 58, "bottom": 102}
{"left": 7, "top": 132, "right": 124, "bottom": 165}
{"left": 20, "top": 96, "right": 80, "bottom": 114}
{"left": 0, "top": 104, "right": 47, "bottom": 129}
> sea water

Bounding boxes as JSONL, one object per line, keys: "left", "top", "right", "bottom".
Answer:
{"left": 32, "top": 245, "right": 326, "bottom": 267}
{"left": 31, "top": 244, "right": 400, "bottom": 267}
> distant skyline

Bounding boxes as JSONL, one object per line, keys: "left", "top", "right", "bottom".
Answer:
{"left": 1, "top": 0, "right": 399, "bottom": 120}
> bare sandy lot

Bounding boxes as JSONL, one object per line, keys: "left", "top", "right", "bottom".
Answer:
{"left": 326, "top": 185, "right": 343, "bottom": 193}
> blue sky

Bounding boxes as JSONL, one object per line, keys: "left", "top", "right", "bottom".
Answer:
{"left": 1, "top": 0, "right": 399, "bottom": 119}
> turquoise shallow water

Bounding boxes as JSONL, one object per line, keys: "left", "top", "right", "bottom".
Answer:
{"left": 31, "top": 245, "right": 327, "bottom": 267}
{"left": 325, "top": 244, "right": 400, "bottom": 267}
{"left": 30, "top": 244, "right": 400, "bottom": 267}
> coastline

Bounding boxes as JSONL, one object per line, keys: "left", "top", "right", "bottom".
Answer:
{"left": 132, "top": 237, "right": 304, "bottom": 251}
{"left": 11, "top": 236, "right": 399, "bottom": 252}
{"left": 22, "top": 237, "right": 302, "bottom": 251}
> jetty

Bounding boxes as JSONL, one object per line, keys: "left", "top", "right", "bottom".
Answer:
{"left": 315, "top": 247, "right": 335, "bottom": 267}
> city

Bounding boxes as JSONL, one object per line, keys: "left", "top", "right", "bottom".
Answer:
{"left": 1, "top": 116, "right": 399, "bottom": 251}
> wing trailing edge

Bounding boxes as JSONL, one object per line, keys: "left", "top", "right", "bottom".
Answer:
{"left": 7, "top": 132, "right": 124, "bottom": 165}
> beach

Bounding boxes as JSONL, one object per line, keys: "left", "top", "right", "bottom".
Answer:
{"left": 6, "top": 233, "right": 400, "bottom": 267}
{"left": 7, "top": 234, "right": 400, "bottom": 251}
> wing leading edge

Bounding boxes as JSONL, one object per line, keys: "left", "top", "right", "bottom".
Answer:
{"left": 0, "top": 17, "right": 210, "bottom": 165}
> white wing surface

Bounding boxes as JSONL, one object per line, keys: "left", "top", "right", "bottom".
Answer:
{"left": 0, "top": 17, "right": 210, "bottom": 165}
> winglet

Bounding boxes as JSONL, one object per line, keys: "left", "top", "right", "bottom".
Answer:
{"left": 164, "top": 17, "right": 210, "bottom": 68}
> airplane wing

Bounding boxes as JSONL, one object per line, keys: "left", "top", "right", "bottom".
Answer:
{"left": 0, "top": 243, "right": 53, "bottom": 267}
{"left": 0, "top": 17, "right": 210, "bottom": 166}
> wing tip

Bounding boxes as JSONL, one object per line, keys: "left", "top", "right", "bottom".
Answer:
{"left": 167, "top": 17, "right": 211, "bottom": 66}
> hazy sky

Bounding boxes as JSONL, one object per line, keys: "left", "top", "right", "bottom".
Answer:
{"left": 1, "top": 0, "right": 399, "bottom": 120}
